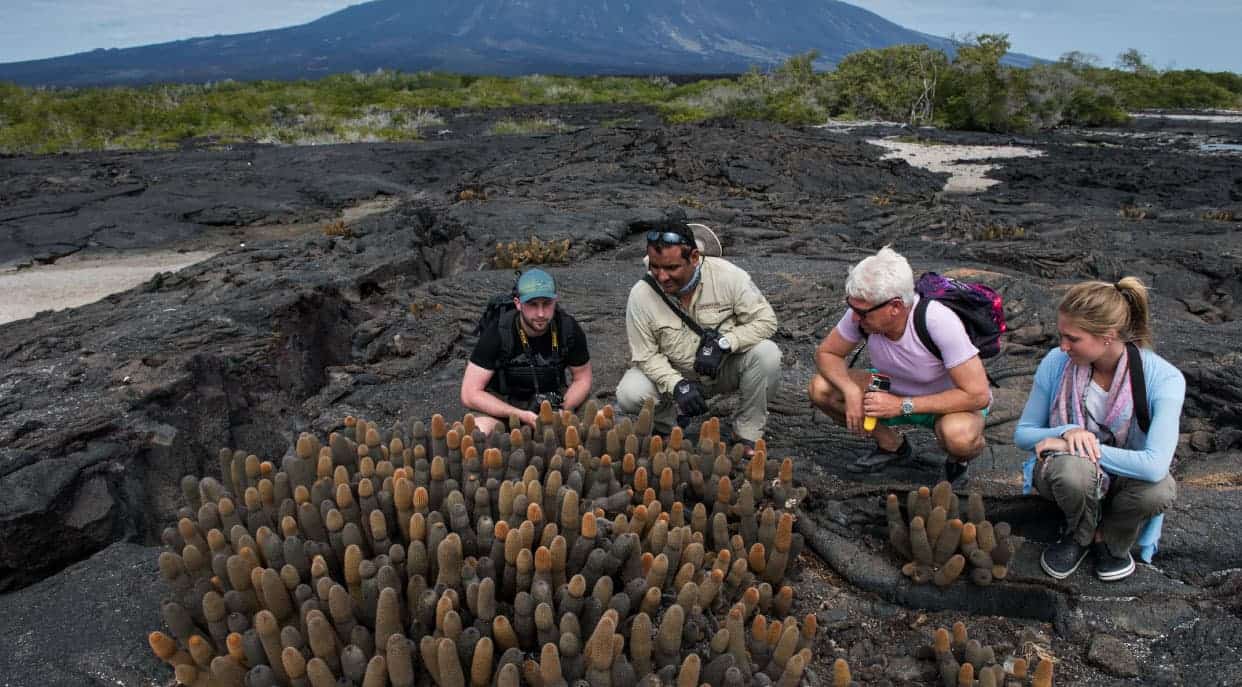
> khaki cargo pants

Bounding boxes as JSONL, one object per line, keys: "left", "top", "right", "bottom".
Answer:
{"left": 615, "top": 339, "right": 781, "bottom": 442}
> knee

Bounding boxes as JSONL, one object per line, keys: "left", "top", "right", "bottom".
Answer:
{"left": 1044, "top": 456, "right": 1096, "bottom": 497}
{"left": 616, "top": 370, "right": 658, "bottom": 414}
{"left": 1121, "top": 477, "right": 1178, "bottom": 518}
{"left": 746, "top": 340, "right": 782, "bottom": 378}
{"left": 808, "top": 374, "right": 836, "bottom": 409}
{"left": 938, "top": 419, "right": 985, "bottom": 459}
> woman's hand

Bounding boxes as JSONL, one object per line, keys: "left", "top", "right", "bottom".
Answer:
{"left": 1060, "top": 428, "right": 1101, "bottom": 462}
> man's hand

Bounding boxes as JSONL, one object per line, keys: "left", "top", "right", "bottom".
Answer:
{"left": 862, "top": 391, "right": 903, "bottom": 420}
{"left": 518, "top": 410, "right": 539, "bottom": 428}
{"left": 843, "top": 387, "right": 866, "bottom": 433}
{"left": 693, "top": 329, "right": 726, "bottom": 378}
{"left": 674, "top": 379, "right": 709, "bottom": 417}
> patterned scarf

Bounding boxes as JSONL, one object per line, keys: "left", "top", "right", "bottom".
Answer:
{"left": 1051, "top": 345, "right": 1136, "bottom": 450}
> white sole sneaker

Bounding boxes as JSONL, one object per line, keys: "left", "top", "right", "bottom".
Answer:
{"left": 1040, "top": 545, "right": 1090, "bottom": 580}
{"left": 1096, "top": 553, "right": 1136, "bottom": 581}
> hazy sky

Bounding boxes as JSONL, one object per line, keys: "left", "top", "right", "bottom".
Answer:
{"left": 1, "top": 1, "right": 1238, "bottom": 72}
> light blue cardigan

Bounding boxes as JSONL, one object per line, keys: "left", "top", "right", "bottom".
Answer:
{"left": 1013, "top": 347, "right": 1186, "bottom": 562}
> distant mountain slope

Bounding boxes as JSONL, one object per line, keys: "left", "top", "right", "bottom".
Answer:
{"left": 0, "top": 0, "right": 1037, "bottom": 87}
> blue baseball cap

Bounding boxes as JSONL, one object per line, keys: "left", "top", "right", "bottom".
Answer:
{"left": 516, "top": 268, "right": 557, "bottom": 303}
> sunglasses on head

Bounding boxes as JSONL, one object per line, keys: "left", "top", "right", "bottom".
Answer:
{"left": 846, "top": 298, "right": 896, "bottom": 318}
{"left": 646, "top": 229, "right": 695, "bottom": 247}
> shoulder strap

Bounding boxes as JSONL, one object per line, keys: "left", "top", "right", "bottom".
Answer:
{"left": 913, "top": 297, "right": 942, "bottom": 360}
{"left": 1126, "top": 342, "right": 1151, "bottom": 434}
{"left": 642, "top": 274, "right": 706, "bottom": 337}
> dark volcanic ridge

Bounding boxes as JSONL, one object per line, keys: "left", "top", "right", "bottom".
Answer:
{"left": 0, "top": 108, "right": 1240, "bottom": 686}
{"left": 0, "top": 0, "right": 1038, "bottom": 86}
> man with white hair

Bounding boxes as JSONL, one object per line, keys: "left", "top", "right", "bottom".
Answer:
{"left": 808, "top": 247, "right": 991, "bottom": 481}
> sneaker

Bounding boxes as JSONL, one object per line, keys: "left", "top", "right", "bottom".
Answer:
{"left": 1040, "top": 537, "right": 1090, "bottom": 579}
{"left": 1093, "top": 542, "right": 1136, "bottom": 581}
{"left": 944, "top": 459, "right": 969, "bottom": 486}
{"left": 847, "top": 436, "right": 912, "bottom": 473}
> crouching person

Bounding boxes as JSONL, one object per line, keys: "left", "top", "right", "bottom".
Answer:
{"left": 808, "top": 247, "right": 991, "bottom": 482}
{"left": 616, "top": 222, "right": 780, "bottom": 454}
{"left": 1015, "top": 278, "right": 1183, "bottom": 581}
{"left": 461, "top": 268, "right": 592, "bottom": 434}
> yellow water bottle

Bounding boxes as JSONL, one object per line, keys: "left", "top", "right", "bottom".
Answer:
{"left": 863, "top": 373, "right": 891, "bottom": 432}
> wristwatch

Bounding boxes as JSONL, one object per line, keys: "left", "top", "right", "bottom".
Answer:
{"left": 901, "top": 397, "right": 915, "bottom": 415}
{"left": 717, "top": 335, "right": 733, "bottom": 352}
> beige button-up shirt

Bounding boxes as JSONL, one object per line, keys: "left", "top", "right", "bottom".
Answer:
{"left": 625, "top": 256, "right": 778, "bottom": 394}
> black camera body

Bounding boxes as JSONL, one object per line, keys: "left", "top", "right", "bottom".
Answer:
{"left": 528, "top": 391, "right": 565, "bottom": 412}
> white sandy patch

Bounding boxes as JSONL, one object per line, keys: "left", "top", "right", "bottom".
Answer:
{"left": 1131, "top": 112, "right": 1242, "bottom": 124}
{"left": 816, "top": 118, "right": 906, "bottom": 131}
{"left": 868, "top": 139, "right": 1045, "bottom": 193}
{"left": 0, "top": 251, "right": 217, "bottom": 325}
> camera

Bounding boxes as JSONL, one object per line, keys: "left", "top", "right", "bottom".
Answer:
{"left": 528, "top": 391, "right": 564, "bottom": 412}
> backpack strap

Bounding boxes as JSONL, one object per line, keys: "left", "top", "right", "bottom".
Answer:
{"left": 913, "top": 297, "right": 942, "bottom": 360}
{"left": 1126, "top": 342, "right": 1151, "bottom": 434}
{"left": 642, "top": 274, "right": 706, "bottom": 337}
{"left": 490, "top": 310, "right": 520, "bottom": 396}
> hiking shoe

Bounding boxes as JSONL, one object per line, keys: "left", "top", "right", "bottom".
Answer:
{"left": 847, "top": 436, "right": 912, "bottom": 473}
{"left": 944, "top": 459, "right": 970, "bottom": 486}
{"left": 1040, "top": 537, "right": 1090, "bottom": 579}
{"left": 1093, "top": 542, "right": 1136, "bottom": 582}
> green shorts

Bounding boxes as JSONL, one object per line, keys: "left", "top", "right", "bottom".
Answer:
{"left": 880, "top": 406, "right": 989, "bottom": 429}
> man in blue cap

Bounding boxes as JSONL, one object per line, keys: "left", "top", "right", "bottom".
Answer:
{"left": 461, "top": 268, "right": 592, "bottom": 433}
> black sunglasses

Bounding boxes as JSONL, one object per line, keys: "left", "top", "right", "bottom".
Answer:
{"left": 846, "top": 298, "right": 896, "bottom": 318}
{"left": 646, "top": 229, "right": 695, "bottom": 247}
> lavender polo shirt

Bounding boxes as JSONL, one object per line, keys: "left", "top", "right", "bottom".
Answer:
{"left": 835, "top": 295, "right": 979, "bottom": 397}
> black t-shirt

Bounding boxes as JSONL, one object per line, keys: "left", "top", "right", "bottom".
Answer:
{"left": 470, "top": 310, "right": 590, "bottom": 372}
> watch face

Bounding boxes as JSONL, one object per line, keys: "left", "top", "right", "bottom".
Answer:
{"left": 902, "top": 399, "right": 914, "bottom": 415}
{"left": 717, "top": 337, "right": 731, "bottom": 350}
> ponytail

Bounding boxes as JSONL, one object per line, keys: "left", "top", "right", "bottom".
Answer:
{"left": 1114, "top": 276, "right": 1152, "bottom": 348}
{"left": 1059, "top": 276, "right": 1154, "bottom": 349}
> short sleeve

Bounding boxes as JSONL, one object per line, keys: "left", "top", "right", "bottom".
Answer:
{"left": 833, "top": 309, "right": 862, "bottom": 343}
{"left": 564, "top": 316, "right": 590, "bottom": 367}
{"left": 469, "top": 320, "right": 504, "bottom": 369}
{"left": 924, "top": 301, "right": 979, "bottom": 369}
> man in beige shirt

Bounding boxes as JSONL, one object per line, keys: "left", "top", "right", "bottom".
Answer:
{"left": 617, "top": 222, "right": 780, "bottom": 451}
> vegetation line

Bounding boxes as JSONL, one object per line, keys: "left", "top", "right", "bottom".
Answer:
{"left": 1, "top": 36, "right": 1239, "bottom": 154}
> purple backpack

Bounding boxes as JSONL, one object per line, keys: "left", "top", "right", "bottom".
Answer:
{"left": 913, "top": 272, "right": 1007, "bottom": 359}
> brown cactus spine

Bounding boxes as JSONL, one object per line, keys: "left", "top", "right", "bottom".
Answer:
{"left": 926, "top": 506, "right": 948, "bottom": 547}
{"left": 655, "top": 604, "right": 686, "bottom": 669}
{"left": 910, "top": 516, "right": 934, "bottom": 566}
{"left": 832, "top": 657, "right": 852, "bottom": 687}
{"left": 886, "top": 494, "right": 912, "bottom": 560}
{"left": 933, "top": 519, "right": 964, "bottom": 565}
{"left": 933, "top": 555, "right": 966, "bottom": 587}
{"left": 470, "top": 637, "right": 494, "bottom": 687}
{"left": 967, "top": 492, "right": 986, "bottom": 524}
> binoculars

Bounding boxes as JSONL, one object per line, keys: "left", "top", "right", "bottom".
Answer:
{"left": 862, "top": 373, "right": 891, "bottom": 432}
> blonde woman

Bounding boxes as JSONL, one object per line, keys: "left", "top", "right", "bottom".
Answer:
{"left": 1014, "top": 278, "right": 1183, "bottom": 581}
